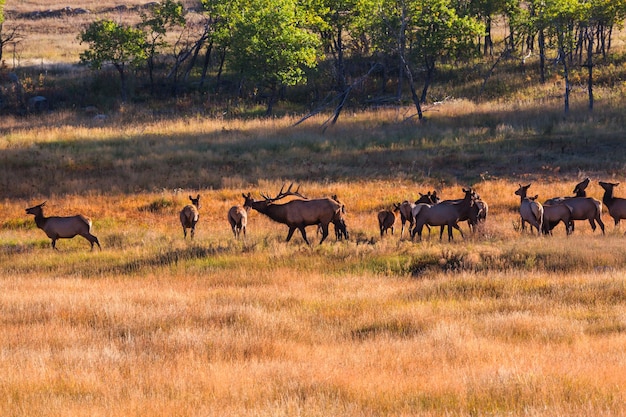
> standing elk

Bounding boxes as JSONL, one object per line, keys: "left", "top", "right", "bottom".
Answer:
{"left": 599, "top": 181, "right": 626, "bottom": 228}
{"left": 378, "top": 209, "right": 396, "bottom": 237}
{"left": 180, "top": 194, "right": 200, "bottom": 239}
{"left": 573, "top": 177, "right": 590, "bottom": 197}
{"left": 542, "top": 202, "right": 573, "bottom": 235}
{"left": 396, "top": 191, "right": 440, "bottom": 238}
{"left": 228, "top": 205, "right": 248, "bottom": 238}
{"left": 242, "top": 184, "right": 342, "bottom": 245}
{"left": 544, "top": 197, "right": 604, "bottom": 235}
{"left": 514, "top": 184, "right": 544, "bottom": 234}
{"left": 411, "top": 188, "right": 476, "bottom": 241}
{"left": 25, "top": 201, "right": 101, "bottom": 250}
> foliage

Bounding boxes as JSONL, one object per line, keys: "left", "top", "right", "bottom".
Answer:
{"left": 79, "top": 20, "right": 147, "bottom": 101}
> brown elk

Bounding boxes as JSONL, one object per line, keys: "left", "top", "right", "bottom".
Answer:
{"left": 180, "top": 194, "right": 200, "bottom": 239}
{"left": 396, "top": 191, "right": 440, "bottom": 238}
{"left": 25, "top": 201, "right": 101, "bottom": 250}
{"left": 544, "top": 196, "right": 604, "bottom": 235}
{"left": 411, "top": 188, "right": 476, "bottom": 241}
{"left": 242, "top": 184, "right": 342, "bottom": 245}
{"left": 378, "top": 209, "right": 396, "bottom": 237}
{"left": 542, "top": 202, "right": 573, "bottom": 235}
{"left": 228, "top": 205, "right": 248, "bottom": 238}
{"left": 599, "top": 181, "right": 626, "bottom": 227}
{"left": 329, "top": 194, "right": 349, "bottom": 240}
{"left": 436, "top": 191, "right": 485, "bottom": 237}
{"left": 573, "top": 177, "right": 590, "bottom": 196}
{"left": 514, "top": 184, "right": 543, "bottom": 234}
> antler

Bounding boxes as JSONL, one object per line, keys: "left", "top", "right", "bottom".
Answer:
{"left": 262, "top": 183, "right": 307, "bottom": 202}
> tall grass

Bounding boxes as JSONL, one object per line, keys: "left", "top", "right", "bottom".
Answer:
{"left": 2, "top": 73, "right": 626, "bottom": 415}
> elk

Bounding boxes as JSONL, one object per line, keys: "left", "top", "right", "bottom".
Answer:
{"left": 573, "top": 177, "right": 590, "bottom": 197}
{"left": 25, "top": 201, "right": 101, "bottom": 250}
{"left": 396, "top": 191, "right": 440, "bottom": 238}
{"left": 228, "top": 205, "right": 248, "bottom": 238}
{"left": 436, "top": 191, "right": 485, "bottom": 237}
{"left": 542, "top": 202, "right": 573, "bottom": 235}
{"left": 411, "top": 188, "right": 476, "bottom": 241}
{"left": 180, "top": 194, "right": 200, "bottom": 239}
{"left": 378, "top": 209, "right": 396, "bottom": 237}
{"left": 543, "top": 196, "right": 604, "bottom": 234}
{"left": 514, "top": 184, "right": 543, "bottom": 234}
{"left": 242, "top": 184, "right": 342, "bottom": 245}
{"left": 599, "top": 181, "right": 626, "bottom": 227}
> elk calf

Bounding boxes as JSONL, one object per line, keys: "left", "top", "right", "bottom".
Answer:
{"left": 25, "top": 201, "right": 101, "bottom": 251}
{"left": 378, "top": 209, "right": 396, "bottom": 237}
{"left": 228, "top": 205, "right": 248, "bottom": 238}
{"left": 180, "top": 194, "right": 200, "bottom": 239}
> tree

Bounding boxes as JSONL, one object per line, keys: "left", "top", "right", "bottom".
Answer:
{"left": 79, "top": 20, "right": 147, "bottom": 102}
{"left": 220, "top": 0, "right": 320, "bottom": 115}
{"left": 139, "top": 0, "right": 186, "bottom": 93}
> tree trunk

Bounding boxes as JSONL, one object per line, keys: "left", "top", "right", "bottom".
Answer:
{"left": 585, "top": 28, "right": 594, "bottom": 111}
{"left": 115, "top": 63, "right": 128, "bottom": 102}
{"left": 538, "top": 29, "right": 546, "bottom": 84}
{"left": 559, "top": 47, "right": 570, "bottom": 114}
{"left": 199, "top": 40, "right": 213, "bottom": 89}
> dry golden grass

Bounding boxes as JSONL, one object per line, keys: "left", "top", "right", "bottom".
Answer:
{"left": 2, "top": 175, "right": 626, "bottom": 416}
{"left": 2, "top": 47, "right": 626, "bottom": 413}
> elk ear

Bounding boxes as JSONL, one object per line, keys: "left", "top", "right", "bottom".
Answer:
{"left": 196, "top": 194, "right": 200, "bottom": 200}
{"left": 41, "top": 201, "right": 47, "bottom": 207}
{"left": 189, "top": 195, "right": 193, "bottom": 201}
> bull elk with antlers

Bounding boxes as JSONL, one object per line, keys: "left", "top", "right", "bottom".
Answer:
{"left": 242, "top": 184, "right": 342, "bottom": 245}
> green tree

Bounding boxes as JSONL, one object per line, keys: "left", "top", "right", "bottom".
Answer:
{"left": 219, "top": 0, "right": 320, "bottom": 114}
{"left": 374, "top": 0, "right": 483, "bottom": 113}
{"left": 139, "top": 0, "right": 186, "bottom": 93}
{"left": 79, "top": 20, "right": 147, "bottom": 102}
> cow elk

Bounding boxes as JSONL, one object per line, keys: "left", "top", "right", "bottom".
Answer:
{"left": 180, "top": 194, "right": 200, "bottom": 239}
{"left": 242, "top": 184, "right": 342, "bottom": 245}
{"left": 542, "top": 202, "right": 573, "bottom": 235}
{"left": 599, "top": 181, "right": 626, "bottom": 227}
{"left": 25, "top": 201, "right": 101, "bottom": 251}
{"left": 544, "top": 191, "right": 604, "bottom": 235}
{"left": 378, "top": 209, "right": 396, "bottom": 237}
{"left": 411, "top": 188, "right": 476, "bottom": 241}
{"left": 514, "top": 184, "right": 543, "bottom": 234}
{"left": 228, "top": 205, "right": 248, "bottom": 238}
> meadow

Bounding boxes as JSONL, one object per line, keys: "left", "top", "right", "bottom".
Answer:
{"left": 2, "top": 95, "right": 626, "bottom": 416}
{"left": 2, "top": 1, "right": 626, "bottom": 415}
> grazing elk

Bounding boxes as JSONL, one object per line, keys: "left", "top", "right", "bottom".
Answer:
{"left": 330, "top": 194, "right": 349, "bottom": 240}
{"left": 228, "top": 205, "right": 248, "bottom": 238}
{"left": 411, "top": 188, "right": 476, "bottom": 241}
{"left": 25, "top": 201, "right": 101, "bottom": 250}
{"left": 180, "top": 194, "right": 200, "bottom": 239}
{"left": 599, "top": 181, "right": 626, "bottom": 227}
{"left": 378, "top": 209, "right": 396, "bottom": 237}
{"left": 242, "top": 184, "right": 342, "bottom": 245}
{"left": 514, "top": 184, "right": 543, "bottom": 234}
{"left": 542, "top": 202, "right": 573, "bottom": 235}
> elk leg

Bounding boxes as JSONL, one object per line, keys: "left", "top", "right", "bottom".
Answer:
{"left": 451, "top": 223, "right": 464, "bottom": 240}
{"left": 298, "top": 226, "right": 311, "bottom": 245}
{"left": 286, "top": 227, "right": 296, "bottom": 242}
{"left": 318, "top": 223, "right": 329, "bottom": 244}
